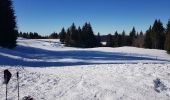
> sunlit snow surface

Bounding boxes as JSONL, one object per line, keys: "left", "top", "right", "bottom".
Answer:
{"left": 0, "top": 38, "right": 170, "bottom": 100}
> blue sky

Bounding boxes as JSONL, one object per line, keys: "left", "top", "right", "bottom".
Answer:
{"left": 13, "top": 0, "right": 170, "bottom": 35}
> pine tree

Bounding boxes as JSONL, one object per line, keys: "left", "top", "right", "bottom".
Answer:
{"left": 65, "top": 29, "right": 71, "bottom": 46}
{"left": 134, "top": 31, "right": 144, "bottom": 48}
{"left": 144, "top": 26, "right": 152, "bottom": 48}
{"left": 81, "top": 22, "right": 99, "bottom": 48}
{"left": 70, "top": 23, "right": 78, "bottom": 45}
{"left": 118, "top": 34, "right": 122, "bottom": 47}
{"left": 18, "top": 32, "right": 23, "bottom": 37}
{"left": 77, "top": 26, "right": 83, "bottom": 46}
{"left": 0, "top": 0, "right": 17, "bottom": 48}
{"left": 121, "top": 30, "right": 126, "bottom": 46}
{"left": 114, "top": 31, "right": 119, "bottom": 47}
{"left": 129, "top": 27, "right": 136, "bottom": 46}
{"left": 140, "top": 31, "right": 143, "bottom": 36}
{"left": 49, "top": 32, "right": 58, "bottom": 39}
{"left": 151, "top": 20, "right": 165, "bottom": 49}
{"left": 106, "top": 34, "right": 114, "bottom": 47}
{"left": 165, "top": 20, "right": 170, "bottom": 53}
{"left": 97, "top": 32, "right": 102, "bottom": 47}
{"left": 59, "top": 28, "right": 66, "bottom": 43}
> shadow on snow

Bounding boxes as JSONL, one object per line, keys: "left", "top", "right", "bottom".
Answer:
{"left": 0, "top": 45, "right": 169, "bottom": 67}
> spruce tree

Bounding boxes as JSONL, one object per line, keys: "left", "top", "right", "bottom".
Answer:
{"left": 59, "top": 28, "right": 66, "bottom": 43}
{"left": 49, "top": 32, "right": 58, "bottom": 39}
{"left": 0, "top": 0, "right": 17, "bottom": 48}
{"left": 130, "top": 27, "right": 136, "bottom": 38}
{"left": 165, "top": 20, "right": 170, "bottom": 53}
{"left": 134, "top": 31, "right": 144, "bottom": 48}
{"left": 97, "top": 32, "right": 102, "bottom": 47}
{"left": 118, "top": 34, "right": 122, "bottom": 47}
{"left": 129, "top": 27, "right": 136, "bottom": 46}
{"left": 144, "top": 26, "right": 152, "bottom": 48}
{"left": 121, "top": 30, "right": 126, "bottom": 46}
{"left": 65, "top": 29, "right": 71, "bottom": 46}
{"left": 18, "top": 32, "right": 23, "bottom": 37}
{"left": 151, "top": 20, "right": 165, "bottom": 49}
{"left": 114, "top": 31, "right": 119, "bottom": 47}
{"left": 70, "top": 23, "right": 78, "bottom": 44}
{"left": 140, "top": 31, "right": 143, "bottom": 36}
{"left": 77, "top": 26, "right": 83, "bottom": 46}
{"left": 106, "top": 34, "right": 114, "bottom": 47}
{"left": 82, "top": 22, "right": 98, "bottom": 48}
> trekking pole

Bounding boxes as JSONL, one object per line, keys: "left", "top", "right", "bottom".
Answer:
{"left": 4, "top": 69, "right": 12, "bottom": 100}
{"left": 6, "top": 84, "right": 7, "bottom": 100}
{"left": 17, "top": 71, "right": 19, "bottom": 100}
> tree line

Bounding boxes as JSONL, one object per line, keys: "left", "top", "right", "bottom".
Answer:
{"left": 106, "top": 27, "right": 144, "bottom": 47}
{"left": 105, "top": 19, "right": 170, "bottom": 53}
{"left": 58, "top": 23, "right": 101, "bottom": 48}
{"left": 18, "top": 32, "right": 47, "bottom": 39}
{"left": 18, "top": 23, "right": 102, "bottom": 48}
{"left": 18, "top": 32, "right": 58, "bottom": 39}
{"left": 18, "top": 20, "right": 170, "bottom": 53}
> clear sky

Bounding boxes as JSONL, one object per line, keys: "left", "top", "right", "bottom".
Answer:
{"left": 13, "top": 0, "right": 170, "bottom": 35}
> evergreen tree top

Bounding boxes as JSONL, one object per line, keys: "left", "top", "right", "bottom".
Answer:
{"left": 166, "top": 19, "right": 170, "bottom": 32}
{"left": 140, "top": 31, "right": 143, "bottom": 36}
{"left": 122, "top": 30, "right": 126, "bottom": 35}
{"left": 152, "top": 19, "right": 164, "bottom": 31}
{"left": 70, "top": 23, "right": 76, "bottom": 29}
{"left": 61, "top": 28, "right": 66, "bottom": 33}
{"left": 131, "top": 27, "right": 136, "bottom": 33}
{"left": 114, "top": 31, "right": 118, "bottom": 35}
{"left": 130, "top": 27, "right": 136, "bottom": 37}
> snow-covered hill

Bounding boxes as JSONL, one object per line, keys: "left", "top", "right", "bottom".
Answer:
{"left": 0, "top": 38, "right": 170, "bottom": 100}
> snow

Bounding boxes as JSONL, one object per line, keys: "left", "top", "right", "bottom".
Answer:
{"left": 0, "top": 38, "right": 170, "bottom": 100}
{"left": 0, "top": 64, "right": 170, "bottom": 100}
{"left": 0, "top": 38, "right": 170, "bottom": 67}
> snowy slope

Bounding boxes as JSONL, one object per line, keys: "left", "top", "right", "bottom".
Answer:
{"left": 0, "top": 64, "right": 170, "bottom": 100}
{"left": 0, "top": 38, "right": 170, "bottom": 68}
{"left": 0, "top": 38, "right": 170, "bottom": 100}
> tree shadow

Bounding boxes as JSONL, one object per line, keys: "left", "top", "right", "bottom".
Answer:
{"left": 0, "top": 45, "right": 169, "bottom": 67}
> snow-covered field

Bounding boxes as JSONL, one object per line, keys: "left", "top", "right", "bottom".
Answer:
{"left": 0, "top": 38, "right": 170, "bottom": 100}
